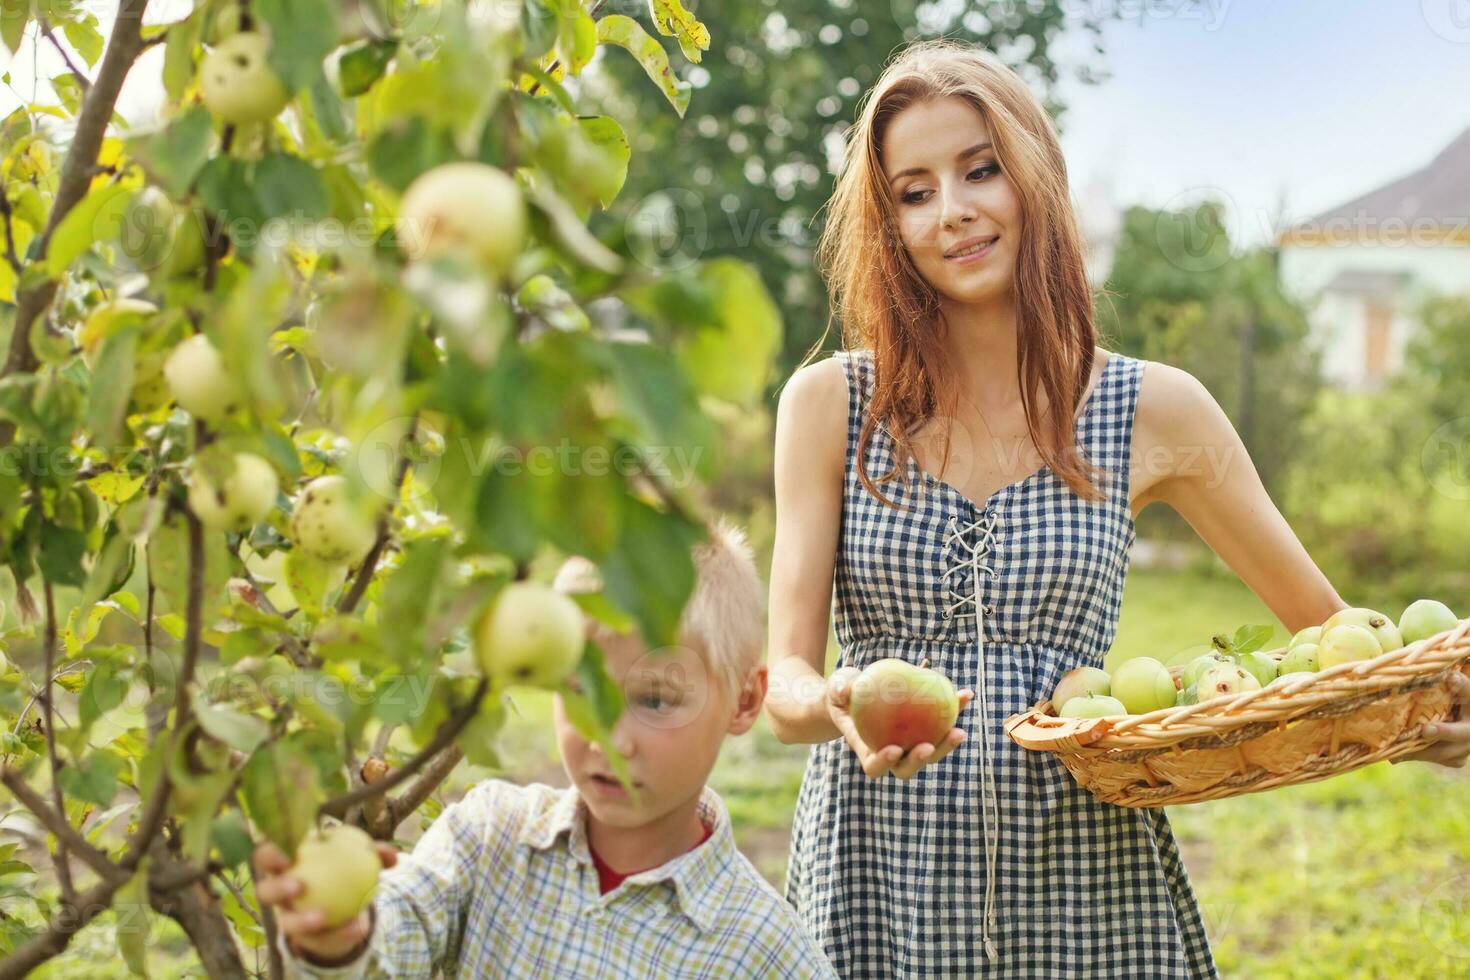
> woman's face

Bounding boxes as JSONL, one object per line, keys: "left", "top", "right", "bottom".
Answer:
{"left": 880, "top": 96, "right": 1022, "bottom": 308}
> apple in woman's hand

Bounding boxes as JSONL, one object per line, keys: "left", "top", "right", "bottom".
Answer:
{"left": 848, "top": 658, "right": 960, "bottom": 752}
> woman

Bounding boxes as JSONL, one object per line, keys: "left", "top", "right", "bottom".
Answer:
{"left": 764, "top": 38, "right": 1470, "bottom": 979}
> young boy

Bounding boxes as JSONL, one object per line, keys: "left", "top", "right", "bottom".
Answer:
{"left": 254, "top": 518, "right": 837, "bottom": 978}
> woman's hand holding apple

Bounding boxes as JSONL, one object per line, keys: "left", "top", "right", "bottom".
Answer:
{"left": 825, "top": 665, "right": 973, "bottom": 780}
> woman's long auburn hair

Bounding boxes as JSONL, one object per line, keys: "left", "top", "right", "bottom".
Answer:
{"left": 808, "top": 38, "right": 1108, "bottom": 509}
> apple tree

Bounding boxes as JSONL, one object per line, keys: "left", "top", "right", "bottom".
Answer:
{"left": 0, "top": 1, "right": 780, "bottom": 975}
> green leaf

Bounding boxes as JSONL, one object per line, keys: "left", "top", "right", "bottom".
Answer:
{"left": 366, "top": 116, "right": 457, "bottom": 193}
{"left": 379, "top": 536, "right": 449, "bottom": 662}
{"left": 647, "top": 0, "right": 710, "bottom": 63}
{"left": 577, "top": 115, "right": 630, "bottom": 208}
{"left": 253, "top": 0, "right": 340, "bottom": 93}
{"left": 555, "top": 2, "right": 596, "bottom": 75}
{"left": 338, "top": 38, "right": 397, "bottom": 97}
{"left": 78, "top": 522, "right": 136, "bottom": 610}
{"left": 86, "top": 328, "right": 136, "bottom": 449}
{"left": 599, "top": 340, "right": 716, "bottom": 482}
{"left": 595, "top": 14, "right": 691, "bottom": 118}
{"left": 520, "top": 0, "right": 558, "bottom": 60}
{"left": 284, "top": 549, "right": 334, "bottom": 621}
{"left": 1230, "top": 623, "right": 1275, "bottom": 654}
{"left": 146, "top": 512, "right": 234, "bottom": 621}
{"left": 163, "top": 18, "right": 200, "bottom": 101}
{"left": 78, "top": 661, "right": 126, "bottom": 735}
{"left": 601, "top": 495, "right": 699, "bottom": 648}
{"left": 253, "top": 153, "right": 330, "bottom": 222}
{"left": 523, "top": 177, "right": 623, "bottom": 274}
{"left": 115, "top": 862, "right": 153, "bottom": 976}
{"left": 45, "top": 182, "right": 133, "bottom": 275}
{"left": 624, "top": 259, "right": 783, "bottom": 407}
{"left": 558, "top": 642, "right": 630, "bottom": 785}
{"left": 210, "top": 808, "right": 255, "bottom": 869}
{"left": 61, "top": 15, "right": 104, "bottom": 67}
{"left": 241, "top": 739, "right": 321, "bottom": 857}
{"left": 306, "top": 68, "right": 351, "bottom": 143}
{"left": 194, "top": 702, "right": 270, "bottom": 754}
{"left": 56, "top": 749, "right": 124, "bottom": 806}
{"left": 0, "top": 1, "right": 27, "bottom": 55}
{"left": 128, "top": 107, "right": 214, "bottom": 199}
{"left": 38, "top": 523, "right": 88, "bottom": 588}
{"left": 64, "top": 600, "right": 118, "bottom": 657}
{"left": 454, "top": 697, "right": 505, "bottom": 769}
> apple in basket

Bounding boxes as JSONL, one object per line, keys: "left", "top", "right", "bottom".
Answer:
{"left": 1400, "top": 599, "right": 1458, "bottom": 645}
{"left": 848, "top": 658, "right": 960, "bottom": 752}
{"left": 1058, "top": 694, "right": 1128, "bottom": 719}
{"left": 1321, "top": 607, "right": 1403, "bottom": 654}
{"left": 1049, "top": 666, "right": 1111, "bottom": 714}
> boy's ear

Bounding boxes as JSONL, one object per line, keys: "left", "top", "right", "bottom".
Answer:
{"left": 727, "top": 665, "right": 768, "bottom": 736}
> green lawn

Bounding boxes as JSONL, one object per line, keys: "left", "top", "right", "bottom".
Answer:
{"left": 26, "top": 567, "right": 1470, "bottom": 977}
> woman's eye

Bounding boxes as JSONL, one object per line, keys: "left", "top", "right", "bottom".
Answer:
{"left": 898, "top": 165, "right": 999, "bottom": 205}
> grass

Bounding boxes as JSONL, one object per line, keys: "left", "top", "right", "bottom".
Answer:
{"left": 20, "top": 567, "right": 1470, "bottom": 977}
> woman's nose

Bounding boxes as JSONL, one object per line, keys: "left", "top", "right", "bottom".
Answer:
{"left": 939, "top": 183, "right": 975, "bottom": 230}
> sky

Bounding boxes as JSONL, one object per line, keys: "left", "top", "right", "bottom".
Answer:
{"left": 3, "top": 2, "right": 1469, "bottom": 251}
{"left": 1048, "top": 1, "right": 1470, "bottom": 246}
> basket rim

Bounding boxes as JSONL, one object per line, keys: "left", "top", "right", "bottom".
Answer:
{"left": 1006, "top": 618, "right": 1470, "bottom": 752}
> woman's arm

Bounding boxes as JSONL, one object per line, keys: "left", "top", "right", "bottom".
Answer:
{"left": 1136, "top": 362, "right": 1349, "bottom": 633}
{"left": 764, "top": 357, "right": 972, "bottom": 777}
{"left": 764, "top": 358, "right": 848, "bottom": 745}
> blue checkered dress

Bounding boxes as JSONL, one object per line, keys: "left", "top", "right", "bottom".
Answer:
{"left": 784, "top": 349, "right": 1220, "bottom": 978}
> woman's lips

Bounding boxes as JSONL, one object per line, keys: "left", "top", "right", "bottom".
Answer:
{"left": 944, "top": 236, "right": 998, "bottom": 265}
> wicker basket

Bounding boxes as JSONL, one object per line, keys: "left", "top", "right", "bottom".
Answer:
{"left": 1004, "top": 618, "right": 1470, "bottom": 807}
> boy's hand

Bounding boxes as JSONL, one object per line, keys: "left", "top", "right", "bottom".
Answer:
{"left": 825, "top": 666, "right": 973, "bottom": 780}
{"left": 252, "top": 839, "right": 398, "bottom": 964}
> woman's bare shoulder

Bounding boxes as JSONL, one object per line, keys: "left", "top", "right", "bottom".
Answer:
{"left": 775, "top": 355, "right": 852, "bottom": 471}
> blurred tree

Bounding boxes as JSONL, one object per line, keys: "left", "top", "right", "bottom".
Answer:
{"left": 1100, "top": 202, "right": 1320, "bottom": 512}
{"left": 583, "top": 0, "right": 1114, "bottom": 377}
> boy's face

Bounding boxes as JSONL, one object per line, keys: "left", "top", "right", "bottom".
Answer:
{"left": 553, "top": 627, "right": 765, "bottom": 829}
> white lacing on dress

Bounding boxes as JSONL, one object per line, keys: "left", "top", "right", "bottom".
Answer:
{"left": 941, "top": 511, "right": 1001, "bottom": 962}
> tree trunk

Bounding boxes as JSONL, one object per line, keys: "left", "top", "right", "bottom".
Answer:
{"left": 150, "top": 875, "right": 249, "bottom": 979}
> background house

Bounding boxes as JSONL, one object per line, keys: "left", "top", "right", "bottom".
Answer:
{"left": 1277, "top": 126, "right": 1470, "bottom": 389}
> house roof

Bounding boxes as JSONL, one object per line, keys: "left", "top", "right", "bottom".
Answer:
{"left": 1322, "top": 268, "right": 1412, "bottom": 299}
{"left": 1293, "top": 126, "right": 1470, "bottom": 230}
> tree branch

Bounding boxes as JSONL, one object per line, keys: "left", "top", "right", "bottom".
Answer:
{"left": 0, "top": 768, "right": 125, "bottom": 885}
{"left": 39, "top": 18, "right": 92, "bottom": 94}
{"left": 388, "top": 743, "right": 464, "bottom": 828}
{"left": 318, "top": 678, "right": 488, "bottom": 823}
{"left": 336, "top": 416, "right": 419, "bottom": 616}
{"left": 39, "top": 581, "right": 74, "bottom": 903}
{"left": 0, "top": 876, "right": 122, "bottom": 979}
{"left": 0, "top": 0, "right": 152, "bottom": 448}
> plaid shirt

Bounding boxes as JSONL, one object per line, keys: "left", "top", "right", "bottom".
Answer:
{"left": 278, "top": 779, "right": 837, "bottom": 979}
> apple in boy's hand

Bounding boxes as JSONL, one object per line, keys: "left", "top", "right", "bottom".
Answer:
{"left": 289, "top": 825, "right": 383, "bottom": 928}
{"left": 847, "top": 658, "right": 960, "bottom": 752}
{"left": 252, "top": 829, "right": 398, "bottom": 965}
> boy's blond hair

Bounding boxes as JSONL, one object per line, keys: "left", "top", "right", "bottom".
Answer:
{"left": 552, "top": 516, "right": 766, "bottom": 697}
